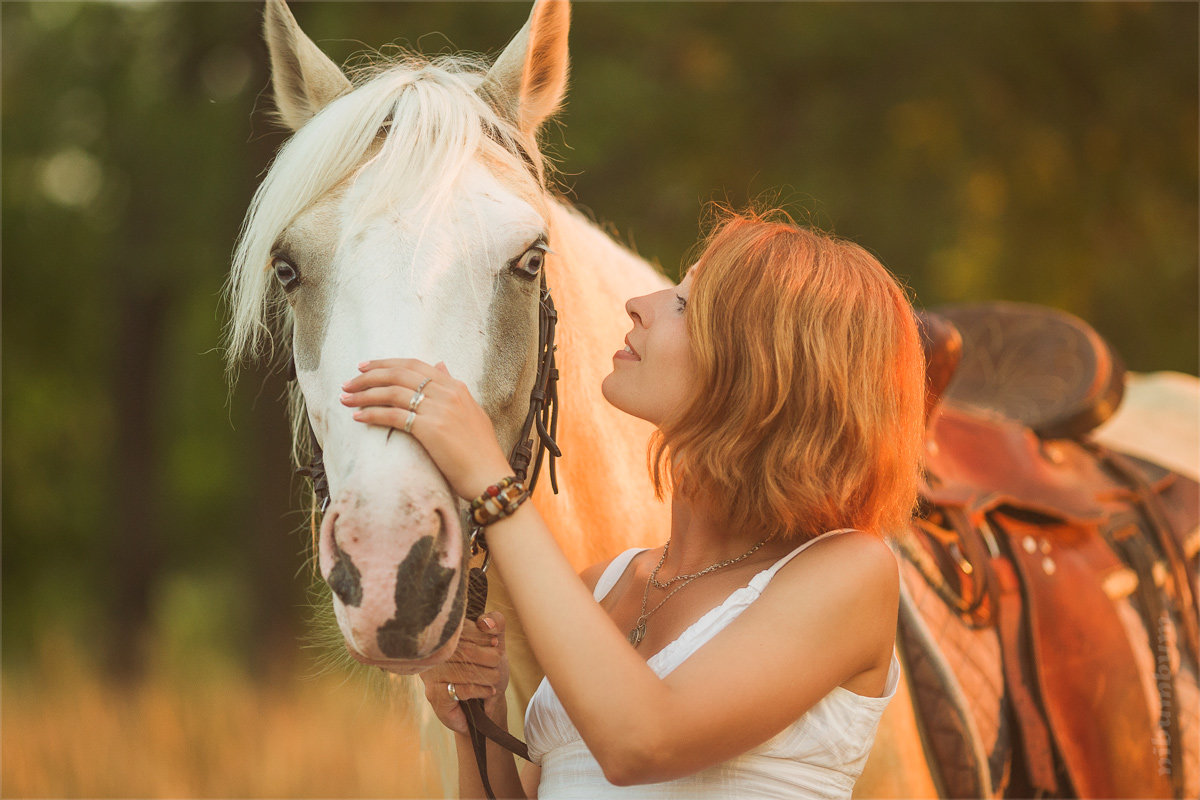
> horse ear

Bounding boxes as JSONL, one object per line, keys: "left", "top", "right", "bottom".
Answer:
{"left": 478, "top": 0, "right": 570, "bottom": 134}
{"left": 263, "top": 0, "right": 352, "bottom": 131}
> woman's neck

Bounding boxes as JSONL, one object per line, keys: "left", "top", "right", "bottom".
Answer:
{"left": 661, "top": 496, "right": 785, "bottom": 578}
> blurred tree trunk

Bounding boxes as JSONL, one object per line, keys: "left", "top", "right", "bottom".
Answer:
{"left": 247, "top": 362, "right": 308, "bottom": 678}
{"left": 106, "top": 285, "right": 171, "bottom": 680}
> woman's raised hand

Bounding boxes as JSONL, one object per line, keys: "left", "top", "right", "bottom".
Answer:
{"left": 340, "top": 358, "right": 513, "bottom": 500}
{"left": 416, "top": 612, "right": 511, "bottom": 735}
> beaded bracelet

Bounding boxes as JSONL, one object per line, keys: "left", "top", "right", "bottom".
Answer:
{"left": 469, "top": 476, "right": 530, "bottom": 527}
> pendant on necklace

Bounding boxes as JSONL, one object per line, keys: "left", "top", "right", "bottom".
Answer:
{"left": 628, "top": 618, "right": 647, "bottom": 647}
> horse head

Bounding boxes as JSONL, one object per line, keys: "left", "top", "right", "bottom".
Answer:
{"left": 226, "top": 0, "right": 570, "bottom": 672}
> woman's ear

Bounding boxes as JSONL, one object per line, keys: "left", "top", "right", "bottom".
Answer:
{"left": 263, "top": 0, "right": 352, "bottom": 131}
{"left": 477, "top": 0, "right": 571, "bottom": 135}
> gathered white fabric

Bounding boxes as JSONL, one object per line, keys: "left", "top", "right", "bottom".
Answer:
{"left": 524, "top": 528, "right": 901, "bottom": 799}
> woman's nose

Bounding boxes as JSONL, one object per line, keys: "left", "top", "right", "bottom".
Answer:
{"left": 625, "top": 293, "right": 649, "bottom": 327}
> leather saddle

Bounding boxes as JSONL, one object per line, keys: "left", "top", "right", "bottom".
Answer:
{"left": 895, "top": 301, "right": 1199, "bottom": 799}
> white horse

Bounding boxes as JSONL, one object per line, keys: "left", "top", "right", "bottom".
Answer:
{"left": 227, "top": 0, "right": 671, "bottom": 743}
{"left": 227, "top": 1, "right": 1199, "bottom": 796}
{"left": 1093, "top": 371, "right": 1200, "bottom": 482}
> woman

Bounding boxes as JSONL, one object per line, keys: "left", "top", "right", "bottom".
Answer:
{"left": 339, "top": 208, "right": 927, "bottom": 798}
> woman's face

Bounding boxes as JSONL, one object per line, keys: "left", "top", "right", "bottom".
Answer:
{"left": 601, "top": 268, "right": 697, "bottom": 426}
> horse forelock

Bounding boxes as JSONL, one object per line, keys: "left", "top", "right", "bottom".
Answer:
{"left": 224, "top": 52, "right": 550, "bottom": 382}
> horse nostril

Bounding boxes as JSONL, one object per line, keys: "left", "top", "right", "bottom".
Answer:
{"left": 328, "top": 533, "right": 363, "bottom": 607}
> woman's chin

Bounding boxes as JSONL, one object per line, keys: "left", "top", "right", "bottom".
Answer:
{"left": 599, "top": 372, "right": 620, "bottom": 408}
{"left": 602, "top": 377, "right": 664, "bottom": 425}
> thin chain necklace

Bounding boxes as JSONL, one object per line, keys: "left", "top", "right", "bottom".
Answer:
{"left": 649, "top": 536, "right": 760, "bottom": 588}
{"left": 627, "top": 532, "right": 773, "bottom": 648}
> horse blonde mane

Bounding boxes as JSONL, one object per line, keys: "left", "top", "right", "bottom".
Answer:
{"left": 223, "top": 52, "right": 550, "bottom": 383}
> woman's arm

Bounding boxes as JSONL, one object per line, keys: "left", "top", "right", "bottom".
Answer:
{"left": 484, "top": 502, "right": 898, "bottom": 785}
{"left": 346, "top": 359, "right": 900, "bottom": 785}
{"left": 500, "top": 562, "right": 606, "bottom": 798}
{"left": 519, "top": 763, "right": 541, "bottom": 799}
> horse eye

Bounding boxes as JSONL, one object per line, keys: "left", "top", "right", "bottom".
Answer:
{"left": 273, "top": 256, "right": 301, "bottom": 292}
{"left": 511, "top": 245, "right": 546, "bottom": 280}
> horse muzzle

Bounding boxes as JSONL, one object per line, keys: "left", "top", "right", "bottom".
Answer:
{"left": 319, "top": 489, "right": 467, "bottom": 663}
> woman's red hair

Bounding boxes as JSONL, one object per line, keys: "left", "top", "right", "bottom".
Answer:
{"left": 649, "top": 207, "right": 926, "bottom": 542}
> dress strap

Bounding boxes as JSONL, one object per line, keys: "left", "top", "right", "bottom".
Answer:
{"left": 749, "top": 528, "right": 861, "bottom": 591}
{"left": 592, "top": 547, "right": 648, "bottom": 602}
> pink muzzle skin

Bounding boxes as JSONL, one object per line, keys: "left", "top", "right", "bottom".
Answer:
{"left": 319, "top": 492, "right": 467, "bottom": 664}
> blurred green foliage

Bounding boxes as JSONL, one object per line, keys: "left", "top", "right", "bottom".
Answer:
{"left": 3, "top": 1, "right": 1196, "bottom": 675}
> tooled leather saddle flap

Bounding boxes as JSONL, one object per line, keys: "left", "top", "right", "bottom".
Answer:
{"left": 922, "top": 402, "right": 1140, "bottom": 523}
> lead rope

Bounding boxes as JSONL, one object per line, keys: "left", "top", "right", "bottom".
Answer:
{"left": 292, "top": 270, "right": 560, "bottom": 799}
{"left": 460, "top": 272, "right": 558, "bottom": 798}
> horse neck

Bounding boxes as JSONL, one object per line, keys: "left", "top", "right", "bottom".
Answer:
{"left": 532, "top": 200, "right": 673, "bottom": 568}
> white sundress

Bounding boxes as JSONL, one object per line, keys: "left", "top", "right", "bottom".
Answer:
{"left": 523, "top": 527, "right": 902, "bottom": 799}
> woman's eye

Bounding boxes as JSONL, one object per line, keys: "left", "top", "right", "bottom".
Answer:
{"left": 273, "top": 256, "right": 301, "bottom": 292}
{"left": 510, "top": 242, "right": 548, "bottom": 280}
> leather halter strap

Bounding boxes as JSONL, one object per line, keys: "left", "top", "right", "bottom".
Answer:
{"left": 291, "top": 122, "right": 556, "bottom": 797}
{"left": 458, "top": 270, "right": 558, "bottom": 798}
{"left": 291, "top": 269, "right": 559, "bottom": 798}
{"left": 293, "top": 268, "right": 560, "bottom": 505}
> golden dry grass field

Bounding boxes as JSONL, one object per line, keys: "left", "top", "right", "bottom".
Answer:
{"left": 3, "top": 635, "right": 447, "bottom": 798}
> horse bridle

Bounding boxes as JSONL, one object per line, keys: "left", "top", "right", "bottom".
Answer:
{"left": 290, "top": 268, "right": 560, "bottom": 799}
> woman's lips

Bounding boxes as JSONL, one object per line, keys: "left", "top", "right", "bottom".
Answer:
{"left": 613, "top": 347, "right": 640, "bottom": 361}
{"left": 615, "top": 336, "right": 641, "bottom": 361}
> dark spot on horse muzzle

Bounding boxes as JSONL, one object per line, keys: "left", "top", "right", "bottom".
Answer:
{"left": 436, "top": 567, "right": 468, "bottom": 649}
{"left": 376, "top": 524, "right": 465, "bottom": 659}
{"left": 328, "top": 538, "right": 363, "bottom": 607}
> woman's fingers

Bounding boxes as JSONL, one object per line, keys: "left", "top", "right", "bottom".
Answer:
{"left": 339, "top": 384, "right": 441, "bottom": 409}
{"left": 342, "top": 358, "right": 512, "bottom": 500}
{"left": 423, "top": 642, "right": 503, "bottom": 680}
{"left": 460, "top": 619, "right": 501, "bottom": 646}
{"left": 342, "top": 359, "right": 437, "bottom": 393}
{"left": 338, "top": 385, "right": 405, "bottom": 409}
{"left": 418, "top": 611, "right": 510, "bottom": 733}
{"left": 455, "top": 682, "right": 499, "bottom": 701}
{"left": 421, "top": 663, "right": 500, "bottom": 694}
{"left": 349, "top": 406, "right": 412, "bottom": 430}
{"left": 441, "top": 642, "right": 501, "bottom": 669}
{"left": 433, "top": 680, "right": 498, "bottom": 702}
{"left": 358, "top": 357, "right": 430, "bottom": 373}
{"left": 477, "top": 611, "right": 506, "bottom": 637}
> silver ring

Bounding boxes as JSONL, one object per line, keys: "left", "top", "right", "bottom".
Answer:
{"left": 447, "top": 682, "right": 460, "bottom": 703}
{"left": 404, "top": 410, "right": 417, "bottom": 434}
{"left": 417, "top": 376, "right": 433, "bottom": 393}
{"left": 408, "top": 390, "right": 425, "bottom": 411}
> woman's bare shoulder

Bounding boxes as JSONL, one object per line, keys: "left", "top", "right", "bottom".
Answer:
{"left": 785, "top": 528, "right": 894, "bottom": 566}
{"left": 578, "top": 560, "right": 610, "bottom": 595}
{"left": 766, "top": 530, "right": 899, "bottom": 662}
{"left": 578, "top": 546, "right": 658, "bottom": 596}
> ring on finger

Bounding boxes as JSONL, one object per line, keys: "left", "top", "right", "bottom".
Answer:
{"left": 404, "top": 410, "right": 417, "bottom": 434}
{"left": 416, "top": 377, "right": 433, "bottom": 393}
{"left": 447, "top": 682, "right": 460, "bottom": 703}
{"left": 408, "top": 390, "right": 425, "bottom": 412}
